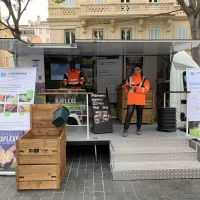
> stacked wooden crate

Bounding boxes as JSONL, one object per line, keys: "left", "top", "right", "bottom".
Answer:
{"left": 117, "top": 87, "right": 154, "bottom": 124}
{"left": 16, "top": 104, "right": 66, "bottom": 190}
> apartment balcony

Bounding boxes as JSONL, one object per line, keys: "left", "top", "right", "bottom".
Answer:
{"left": 48, "top": 7, "right": 80, "bottom": 21}
{"left": 80, "top": 3, "right": 184, "bottom": 18}
{"left": 48, "top": 3, "right": 185, "bottom": 21}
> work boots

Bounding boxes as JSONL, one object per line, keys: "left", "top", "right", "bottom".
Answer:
{"left": 123, "top": 129, "right": 128, "bottom": 137}
{"left": 122, "top": 128, "right": 142, "bottom": 137}
{"left": 136, "top": 128, "right": 142, "bottom": 135}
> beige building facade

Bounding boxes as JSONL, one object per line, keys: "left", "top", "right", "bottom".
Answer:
{"left": 0, "top": 7, "right": 13, "bottom": 68}
{"left": 0, "top": 28, "right": 13, "bottom": 67}
{"left": 48, "top": 0, "right": 190, "bottom": 44}
{"left": 20, "top": 16, "right": 50, "bottom": 43}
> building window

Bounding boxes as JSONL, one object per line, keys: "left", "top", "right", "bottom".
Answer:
{"left": 65, "top": 30, "right": 75, "bottom": 44}
{"left": 149, "top": 0, "right": 159, "bottom": 2}
{"left": 39, "top": 28, "right": 42, "bottom": 34}
{"left": 64, "top": 0, "right": 75, "bottom": 7}
{"left": 176, "top": 27, "right": 188, "bottom": 39}
{"left": 93, "top": 29, "right": 104, "bottom": 40}
{"left": 46, "top": 38, "right": 50, "bottom": 43}
{"left": 121, "top": 29, "right": 131, "bottom": 40}
{"left": 46, "top": 28, "right": 49, "bottom": 34}
{"left": 121, "top": 0, "right": 130, "bottom": 2}
{"left": 148, "top": 28, "right": 160, "bottom": 39}
{"left": 93, "top": 0, "right": 104, "bottom": 3}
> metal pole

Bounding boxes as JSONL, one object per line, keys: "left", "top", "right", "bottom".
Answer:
{"left": 94, "top": 144, "right": 97, "bottom": 162}
{"left": 86, "top": 94, "right": 90, "bottom": 139}
{"left": 163, "top": 93, "right": 166, "bottom": 108}
{"left": 0, "top": 171, "right": 15, "bottom": 175}
{"left": 186, "top": 93, "right": 189, "bottom": 135}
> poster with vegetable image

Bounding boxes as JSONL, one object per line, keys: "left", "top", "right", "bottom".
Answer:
{"left": 0, "top": 131, "right": 23, "bottom": 171}
{"left": 0, "top": 68, "right": 36, "bottom": 131}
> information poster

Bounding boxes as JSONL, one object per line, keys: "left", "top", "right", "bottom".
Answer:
{"left": 0, "top": 68, "right": 36, "bottom": 174}
{"left": 97, "top": 59, "right": 123, "bottom": 103}
{"left": 90, "top": 93, "right": 113, "bottom": 134}
{"left": 186, "top": 69, "right": 200, "bottom": 138}
{"left": 0, "top": 68, "right": 36, "bottom": 131}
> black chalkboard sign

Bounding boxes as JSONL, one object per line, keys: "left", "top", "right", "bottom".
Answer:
{"left": 90, "top": 91, "right": 113, "bottom": 134}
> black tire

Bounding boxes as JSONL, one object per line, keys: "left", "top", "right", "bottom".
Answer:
{"left": 157, "top": 128, "right": 177, "bottom": 132}
{"left": 158, "top": 119, "right": 177, "bottom": 122}
{"left": 67, "top": 117, "right": 78, "bottom": 125}
{"left": 158, "top": 108, "right": 176, "bottom": 110}
{"left": 158, "top": 121, "right": 177, "bottom": 126}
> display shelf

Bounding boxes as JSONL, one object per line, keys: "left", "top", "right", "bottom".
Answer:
{"left": 37, "top": 89, "right": 92, "bottom": 139}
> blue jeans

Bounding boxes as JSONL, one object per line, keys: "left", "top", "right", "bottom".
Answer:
{"left": 124, "top": 105, "right": 144, "bottom": 130}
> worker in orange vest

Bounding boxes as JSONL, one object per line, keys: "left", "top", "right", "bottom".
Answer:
{"left": 63, "top": 61, "right": 85, "bottom": 89}
{"left": 122, "top": 64, "right": 150, "bottom": 136}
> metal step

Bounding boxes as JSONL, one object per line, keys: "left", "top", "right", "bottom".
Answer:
{"left": 110, "top": 146, "right": 197, "bottom": 162}
{"left": 112, "top": 161, "right": 200, "bottom": 180}
{"left": 111, "top": 138, "right": 189, "bottom": 149}
{"left": 110, "top": 139, "right": 200, "bottom": 180}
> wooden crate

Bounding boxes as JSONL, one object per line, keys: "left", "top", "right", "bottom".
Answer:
{"left": 116, "top": 88, "right": 155, "bottom": 124}
{"left": 16, "top": 104, "right": 66, "bottom": 190}
{"left": 117, "top": 108, "right": 154, "bottom": 124}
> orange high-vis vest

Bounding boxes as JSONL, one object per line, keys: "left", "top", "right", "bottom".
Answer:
{"left": 123, "top": 74, "right": 150, "bottom": 105}
{"left": 63, "top": 68, "right": 85, "bottom": 89}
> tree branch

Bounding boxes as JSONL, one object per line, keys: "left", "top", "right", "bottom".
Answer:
{"left": 17, "top": 0, "right": 22, "bottom": 20}
{"left": 19, "top": 0, "right": 31, "bottom": 19}
{"left": 0, "top": 20, "right": 10, "bottom": 30}
{"left": 189, "top": 0, "right": 197, "bottom": 10}
{"left": 177, "top": 0, "right": 193, "bottom": 16}
{"left": 5, "top": 13, "right": 13, "bottom": 30}
{"left": 3, "top": 0, "right": 18, "bottom": 26}
{"left": 195, "top": 5, "right": 200, "bottom": 17}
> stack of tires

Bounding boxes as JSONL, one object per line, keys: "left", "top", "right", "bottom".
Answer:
{"left": 157, "top": 107, "right": 177, "bottom": 132}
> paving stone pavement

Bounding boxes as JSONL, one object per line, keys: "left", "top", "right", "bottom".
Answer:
{"left": 1, "top": 145, "right": 200, "bottom": 200}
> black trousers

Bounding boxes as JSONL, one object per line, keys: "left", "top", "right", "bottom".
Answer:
{"left": 124, "top": 105, "right": 144, "bottom": 130}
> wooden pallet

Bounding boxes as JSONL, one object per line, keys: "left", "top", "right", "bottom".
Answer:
{"left": 16, "top": 104, "right": 66, "bottom": 190}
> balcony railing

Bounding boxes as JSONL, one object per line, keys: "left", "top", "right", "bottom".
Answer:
{"left": 48, "top": 7, "right": 80, "bottom": 19}
{"left": 48, "top": 3, "right": 185, "bottom": 19}
{"left": 81, "top": 3, "right": 176, "bottom": 16}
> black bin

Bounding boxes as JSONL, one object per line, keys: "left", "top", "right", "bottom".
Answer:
{"left": 157, "top": 107, "right": 177, "bottom": 132}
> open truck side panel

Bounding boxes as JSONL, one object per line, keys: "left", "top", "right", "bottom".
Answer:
{"left": 170, "top": 51, "right": 199, "bottom": 128}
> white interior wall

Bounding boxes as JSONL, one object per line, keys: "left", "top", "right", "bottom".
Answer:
{"left": 16, "top": 54, "right": 46, "bottom": 103}
{"left": 16, "top": 54, "right": 45, "bottom": 87}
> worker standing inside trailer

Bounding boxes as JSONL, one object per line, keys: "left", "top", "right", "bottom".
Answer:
{"left": 122, "top": 64, "right": 150, "bottom": 137}
{"left": 63, "top": 61, "right": 85, "bottom": 89}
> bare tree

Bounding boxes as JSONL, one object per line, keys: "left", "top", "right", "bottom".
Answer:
{"left": 0, "top": 0, "right": 31, "bottom": 39}
{"left": 171, "top": 0, "right": 200, "bottom": 64}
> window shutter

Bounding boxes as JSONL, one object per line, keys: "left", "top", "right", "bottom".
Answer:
{"left": 93, "top": 0, "right": 104, "bottom": 3}
{"left": 176, "top": 27, "right": 188, "bottom": 39}
{"left": 183, "top": 28, "right": 188, "bottom": 39}
{"left": 64, "top": 0, "right": 75, "bottom": 6}
{"left": 149, "top": 28, "right": 160, "bottom": 39}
